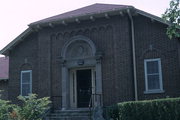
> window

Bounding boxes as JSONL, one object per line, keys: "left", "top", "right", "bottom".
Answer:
{"left": 144, "top": 58, "right": 164, "bottom": 93}
{"left": 21, "top": 70, "right": 32, "bottom": 96}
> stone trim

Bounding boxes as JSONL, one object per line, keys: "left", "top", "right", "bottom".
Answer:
{"left": 60, "top": 35, "right": 103, "bottom": 109}
{"left": 61, "top": 35, "right": 96, "bottom": 58}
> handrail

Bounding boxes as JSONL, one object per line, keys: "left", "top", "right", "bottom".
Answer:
{"left": 89, "top": 94, "right": 93, "bottom": 120}
{"left": 89, "top": 95, "right": 92, "bottom": 108}
{"left": 37, "top": 95, "right": 62, "bottom": 119}
{"left": 37, "top": 106, "right": 52, "bottom": 120}
{"left": 94, "top": 93, "right": 102, "bottom": 106}
{"left": 89, "top": 93, "right": 102, "bottom": 108}
{"left": 88, "top": 93, "right": 102, "bottom": 120}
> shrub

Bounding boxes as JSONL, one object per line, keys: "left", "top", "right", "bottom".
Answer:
{"left": 0, "top": 93, "right": 51, "bottom": 120}
{"left": 10, "top": 94, "right": 51, "bottom": 120}
{"left": 0, "top": 99, "right": 13, "bottom": 120}
{"left": 106, "top": 98, "right": 180, "bottom": 120}
{"left": 0, "top": 90, "right": 13, "bottom": 120}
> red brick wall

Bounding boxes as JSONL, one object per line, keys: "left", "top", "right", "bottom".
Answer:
{"left": 134, "top": 15, "right": 180, "bottom": 100}
{"left": 0, "top": 81, "right": 8, "bottom": 100}
{"left": 8, "top": 14, "right": 180, "bottom": 108}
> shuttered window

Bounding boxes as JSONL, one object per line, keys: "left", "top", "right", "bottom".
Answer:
{"left": 144, "top": 58, "right": 163, "bottom": 93}
{"left": 21, "top": 70, "right": 32, "bottom": 96}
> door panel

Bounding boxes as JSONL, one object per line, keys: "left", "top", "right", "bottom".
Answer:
{"left": 76, "top": 69, "right": 92, "bottom": 108}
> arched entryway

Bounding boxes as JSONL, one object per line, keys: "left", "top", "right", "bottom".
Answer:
{"left": 60, "top": 35, "right": 103, "bottom": 109}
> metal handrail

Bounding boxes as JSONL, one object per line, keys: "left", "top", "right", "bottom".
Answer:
{"left": 94, "top": 93, "right": 102, "bottom": 106}
{"left": 37, "top": 96, "right": 62, "bottom": 119}
{"left": 88, "top": 93, "right": 102, "bottom": 120}
{"left": 89, "top": 94, "right": 93, "bottom": 120}
{"left": 37, "top": 106, "right": 52, "bottom": 120}
{"left": 89, "top": 95, "right": 92, "bottom": 108}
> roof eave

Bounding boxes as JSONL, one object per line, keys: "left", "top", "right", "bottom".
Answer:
{"left": 0, "top": 28, "right": 33, "bottom": 56}
{"left": 136, "top": 9, "right": 171, "bottom": 26}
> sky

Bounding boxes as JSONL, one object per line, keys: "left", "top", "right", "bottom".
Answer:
{"left": 0, "top": 0, "right": 171, "bottom": 56}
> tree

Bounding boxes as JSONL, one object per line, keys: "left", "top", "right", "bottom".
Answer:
{"left": 162, "top": 0, "right": 180, "bottom": 39}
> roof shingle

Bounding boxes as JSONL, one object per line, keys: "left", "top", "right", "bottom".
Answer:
{"left": 30, "top": 3, "right": 132, "bottom": 26}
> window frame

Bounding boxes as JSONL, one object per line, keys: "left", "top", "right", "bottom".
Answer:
{"left": 144, "top": 58, "right": 164, "bottom": 94}
{"left": 20, "top": 70, "right": 32, "bottom": 96}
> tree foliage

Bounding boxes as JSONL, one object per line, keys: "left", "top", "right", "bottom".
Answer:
{"left": 162, "top": 0, "right": 180, "bottom": 39}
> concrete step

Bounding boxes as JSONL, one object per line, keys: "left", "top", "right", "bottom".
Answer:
{"left": 46, "top": 109, "right": 92, "bottom": 120}
{"left": 47, "top": 116, "right": 89, "bottom": 120}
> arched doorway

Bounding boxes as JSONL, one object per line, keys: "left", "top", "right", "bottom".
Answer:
{"left": 60, "top": 35, "right": 103, "bottom": 109}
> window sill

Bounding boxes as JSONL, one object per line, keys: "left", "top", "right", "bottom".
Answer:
{"left": 144, "top": 90, "right": 165, "bottom": 94}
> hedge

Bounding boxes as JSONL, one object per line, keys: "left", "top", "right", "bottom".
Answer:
{"left": 106, "top": 97, "right": 180, "bottom": 120}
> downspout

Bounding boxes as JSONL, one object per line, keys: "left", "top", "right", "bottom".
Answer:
{"left": 127, "top": 9, "right": 138, "bottom": 101}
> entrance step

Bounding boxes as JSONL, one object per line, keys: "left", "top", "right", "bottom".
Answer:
{"left": 46, "top": 109, "right": 91, "bottom": 120}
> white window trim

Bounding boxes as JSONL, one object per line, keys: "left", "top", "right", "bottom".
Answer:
{"left": 20, "top": 70, "right": 32, "bottom": 96}
{"left": 144, "top": 58, "right": 164, "bottom": 94}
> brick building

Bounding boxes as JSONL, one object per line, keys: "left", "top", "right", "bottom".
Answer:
{"left": 0, "top": 57, "right": 9, "bottom": 100}
{"left": 0, "top": 3, "right": 180, "bottom": 119}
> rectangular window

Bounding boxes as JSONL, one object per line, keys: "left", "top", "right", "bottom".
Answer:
{"left": 21, "top": 70, "right": 32, "bottom": 96}
{"left": 144, "top": 58, "right": 164, "bottom": 93}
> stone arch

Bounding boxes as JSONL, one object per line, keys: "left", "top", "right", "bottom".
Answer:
{"left": 61, "top": 35, "right": 96, "bottom": 59}
{"left": 60, "top": 35, "right": 103, "bottom": 110}
{"left": 91, "top": 28, "right": 98, "bottom": 34}
{"left": 20, "top": 63, "right": 32, "bottom": 70}
{"left": 63, "top": 32, "right": 70, "bottom": 40}
{"left": 140, "top": 48, "right": 166, "bottom": 59}
{"left": 99, "top": 26, "right": 106, "bottom": 32}
{"left": 84, "top": 29, "right": 90, "bottom": 36}
{"left": 76, "top": 29, "right": 83, "bottom": 35}
{"left": 57, "top": 33, "right": 63, "bottom": 40}
{"left": 70, "top": 31, "right": 76, "bottom": 37}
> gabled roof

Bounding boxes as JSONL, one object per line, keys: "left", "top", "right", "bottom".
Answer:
{"left": 0, "top": 57, "right": 9, "bottom": 81}
{"left": 0, "top": 3, "right": 169, "bottom": 55}
{"left": 30, "top": 3, "right": 132, "bottom": 26}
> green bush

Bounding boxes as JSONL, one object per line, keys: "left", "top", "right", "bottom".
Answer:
{"left": 0, "top": 99, "right": 13, "bottom": 120}
{"left": 0, "top": 90, "right": 13, "bottom": 120}
{"left": 0, "top": 93, "right": 51, "bottom": 120}
{"left": 11, "top": 94, "right": 51, "bottom": 120}
{"left": 107, "top": 98, "right": 180, "bottom": 120}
